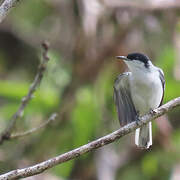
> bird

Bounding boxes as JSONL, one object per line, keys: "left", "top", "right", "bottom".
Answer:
{"left": 114, "top": 52, "right": 165, "bottom": 149}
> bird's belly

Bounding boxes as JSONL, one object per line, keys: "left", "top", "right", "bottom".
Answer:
{"left": 130, "top": 81, "right": 163, "bottom": 115}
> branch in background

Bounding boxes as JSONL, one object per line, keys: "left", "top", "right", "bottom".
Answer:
{"left": 103, "top": 0, "right": 180, "bottom": 11}
{"left": 10, "top": 113, "right": 57, "bottom": 139}
{"left": 0, "top": 97, "right": 179, "bottom": 180}
{"left": 0, "top": 41, "right": 50, "bottom": 145}
{"left": 0, "top": 0, "right": 22, "bottom": 23}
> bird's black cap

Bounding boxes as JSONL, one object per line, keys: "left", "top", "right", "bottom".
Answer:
{"left": 127, "top": 53, "right": 150, "bottom": 68}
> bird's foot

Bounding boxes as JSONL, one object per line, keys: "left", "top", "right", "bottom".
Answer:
{"left": 150, "top": 108, "right": 158, "bottom": 115}
{"left": 135, "top": 111, "right": 141, "bottom": 126}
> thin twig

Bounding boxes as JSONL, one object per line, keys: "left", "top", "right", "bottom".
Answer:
{"left": 0, "top": 97, "right": 179, "bottom": 180}
{"left": 0, "top": 0, "right": 22, "bottom": 23}
{"left": 0, "top": 41, "right": 50, "bottom": 145}
{"left": 10, "top": 113, "right": 57, "bottom": 139}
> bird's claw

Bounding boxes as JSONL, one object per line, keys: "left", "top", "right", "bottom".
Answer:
{"left": 135, "top": 111, "right": 140, "bottom": 126}
{"left": 150, "top": 109, "right": 157, "bottom": 115}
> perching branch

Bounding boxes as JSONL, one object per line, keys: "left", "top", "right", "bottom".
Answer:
{"left": 0, "top": 41, "right": 50, "bottom": 145}
{"left": 0, "top": 0, "right": 22, "bottom": 23}
{"left": 0, "top": 97, "right": 179, "bottom": 180}
{"left": 10, "top": 113, "right": 57, "bottom": 139}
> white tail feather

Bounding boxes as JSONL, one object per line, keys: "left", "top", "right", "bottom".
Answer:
{"left": 135, "top": 122, "right": 152, "bottom": 149}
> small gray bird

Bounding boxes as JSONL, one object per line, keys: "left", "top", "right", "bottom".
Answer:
{"left": 114, "top": 53, "right": 165, "bottom": 149}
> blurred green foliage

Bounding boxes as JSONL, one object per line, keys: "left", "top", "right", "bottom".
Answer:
{"left": 71, "top": 87, "right": 101, "bottom": 147}
{"left": 0, "top": 0, "right": 179, "bottom": 180}
{"left": 11, "top": 0, "right": 52, "bottom": 32}
{"left": 156, "top": 46, "right": 180, "bottom": 101}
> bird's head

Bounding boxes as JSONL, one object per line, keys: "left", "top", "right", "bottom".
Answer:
{"left": 116, "top": 52, "right": 153, "bottom": 72}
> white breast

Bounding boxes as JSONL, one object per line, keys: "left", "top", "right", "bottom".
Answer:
{"left": 129, "top": 70, "right": 163, "bottom": 115}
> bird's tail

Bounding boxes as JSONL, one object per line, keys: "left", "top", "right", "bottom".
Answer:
{"left": 135, "top": 122, "right": 152, "bottom": 149}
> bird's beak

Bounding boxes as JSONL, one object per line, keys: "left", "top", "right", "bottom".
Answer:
{"left": 116, "top": 56, "right": 130, "bottom": 61}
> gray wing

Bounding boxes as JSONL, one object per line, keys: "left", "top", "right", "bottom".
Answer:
{"left": 158, "top": 68, "right": 165, "bottom": 106}
{"left": 114, "top": 72, "right": 137, "bottom": 127}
